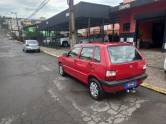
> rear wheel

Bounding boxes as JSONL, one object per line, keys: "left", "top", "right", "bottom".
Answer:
{"left": 165, "top": 70, "right": 166, "bottom": 74}
{"left": 59, "top": 63, "right": 65, "bottom": 76}
{"left": 89, "top": 78, "right": 104, "bottom": 100}
{"left": 62, "top": 42, "right": 69, "bottom": 48}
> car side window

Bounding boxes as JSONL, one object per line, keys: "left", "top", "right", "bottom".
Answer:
{"left": 94, "top": 47, "right": 101, "bottom": 63}
{"left": 68, "top": 47, "right": 81, "bottom": 58}
{"left": 80, "top": 47, "right": 93, "bottom": 61}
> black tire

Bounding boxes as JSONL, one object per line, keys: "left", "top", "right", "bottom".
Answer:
{"left": 165, "top": 70, "right": 166, "bottom": 74}
{"left": 59, "top": 63, "right": 65, "bottom": 76}
{"left": 89, "top": 78, "right": 104, "bottom": 100}
{"left": 62, "top": 42, "right": 69, "bottom": 48}
{"left": 37, "top": 49, "right": 40, "bottom": 53}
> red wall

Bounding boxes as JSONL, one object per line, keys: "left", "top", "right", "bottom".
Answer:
{"left": 139, "top": 21, "right": 153, "bottom": 42}
{"left": 119, "top": 1, "right": 166, "bottom": 34}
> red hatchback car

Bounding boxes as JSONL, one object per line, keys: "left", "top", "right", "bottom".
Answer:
{"left": 58, "top": 42, "right": 147, "bottom": 100}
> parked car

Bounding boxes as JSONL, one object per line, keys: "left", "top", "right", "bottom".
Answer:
{"left": 164, "top": 56, "right": 166, "bottom": 73}
{"left": 58, "top": 42, "right": 148, "bottom": 100}
{"left": 23, "top": 40, "right": 40, "bottom": 52}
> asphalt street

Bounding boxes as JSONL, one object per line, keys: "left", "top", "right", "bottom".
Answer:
{"left": 0, "top": 35, "right": 166, "bottom": 124}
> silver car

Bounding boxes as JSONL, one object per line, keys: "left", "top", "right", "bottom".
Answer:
{"left": 23, "top": 40, "right": 40, "bottom": 52}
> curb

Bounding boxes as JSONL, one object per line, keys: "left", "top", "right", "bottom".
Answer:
{"left": 41, "top": 49, "right": 60, "bottom": 57}
{"left": 141, "top": 83, "right": 166, "bottom": 95}
{"left": 41, "top": 48, "right": 166, "bottom": 95}
{"left": 16, "top": 40, "right": 23, "bottom": 44}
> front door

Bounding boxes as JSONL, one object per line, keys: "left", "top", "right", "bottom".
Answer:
{"left": 75, "top": 47, "right": 94, "bottom": 83}
{"left": 63, "top": 47, "right": 81, "bottom": 77}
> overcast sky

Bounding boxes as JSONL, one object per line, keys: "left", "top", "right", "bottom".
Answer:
{"left": 0, "top": 0, "right": 122, "bottom": 19}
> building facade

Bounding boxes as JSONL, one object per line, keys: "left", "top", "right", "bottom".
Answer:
{"left": 38, "top": 0, "right": 166, "bottom": 51}
{"left": 111, "top": 0, "right": 166, "bottom": 51}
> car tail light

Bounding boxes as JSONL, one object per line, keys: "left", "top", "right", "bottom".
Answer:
{"left": 143, "top": 65, "right": 147, "bottom": 70}
{"left": 106, "top": 71, "right": 116, "bottom": 77}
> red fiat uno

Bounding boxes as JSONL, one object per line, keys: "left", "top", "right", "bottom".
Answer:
{"left": 58, "top": 42, "right": 147, "bottom": 100}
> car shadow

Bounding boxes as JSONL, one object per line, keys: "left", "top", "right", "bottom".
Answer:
{"left": 60, "top": 73, "right": 134, "bottom": 100}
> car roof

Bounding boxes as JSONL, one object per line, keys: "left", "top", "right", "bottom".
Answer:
{"left": 74, "top": 42, "right": 131, "bottom": 47}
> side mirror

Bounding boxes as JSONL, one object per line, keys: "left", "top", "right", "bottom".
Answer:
{"left": 63, "top": 52, "right": 69, "bottom": 57}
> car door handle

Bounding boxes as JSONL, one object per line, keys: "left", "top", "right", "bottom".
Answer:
{"left": 74, "top": 59, "right": 77, "bottom": 63}
{"left": 88, "top": 62, "right": 95, "bottom": 70}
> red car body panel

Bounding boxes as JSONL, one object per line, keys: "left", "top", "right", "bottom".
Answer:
{"left": 58, "top": 42, "right": 147, "bottom": 93}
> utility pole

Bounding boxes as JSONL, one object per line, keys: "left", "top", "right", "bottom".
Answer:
{"left": 67, "top": 0, "right": 77, "bottom": 48}
{"left": 11, "top": 12, "right": 20, "bottom": 39}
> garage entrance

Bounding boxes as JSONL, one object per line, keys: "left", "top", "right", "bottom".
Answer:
{"left": 138, "top": 18, "right": 165, "bottom": 49}
{"left": 152, "top": 22, "right": 164, "bottom": 48}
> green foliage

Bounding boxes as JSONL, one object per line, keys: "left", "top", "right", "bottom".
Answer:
{"left": 23, "top": 27, "right": 43, "bottom": 38}
{"left": 25, "top": 31, "right": 43, "bottom": 38}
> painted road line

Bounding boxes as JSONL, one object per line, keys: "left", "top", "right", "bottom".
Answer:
{"left": 141, "top": 83, "right": 166, "bottom": 95}
{"left": 41, "top": 47, "right": 166, "bottom": 96}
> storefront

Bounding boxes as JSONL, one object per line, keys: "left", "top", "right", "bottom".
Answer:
{"left": 110, "top": 0, "right": 166, "bottom": 51}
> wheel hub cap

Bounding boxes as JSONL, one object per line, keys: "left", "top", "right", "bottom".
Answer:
{"left": 90, "top": 82, "right": 99, "bottom": 97}
{"left": 59, "top": 66, "right": 63, "bottom": 75}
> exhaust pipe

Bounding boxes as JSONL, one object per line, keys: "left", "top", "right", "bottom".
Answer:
{"left": 126, "top": 88, "right": 136, "bottom": 93}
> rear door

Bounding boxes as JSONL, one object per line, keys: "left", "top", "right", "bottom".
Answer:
{"left": 107, "top": 45, "right": 145, "bottom": 80}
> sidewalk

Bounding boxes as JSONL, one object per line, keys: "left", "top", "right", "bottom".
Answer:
{"left": 40, "top": 47, "right": 68, "bottom": 57}
{"left": 141, "top": 50, "right": 165, "bottom": 69}
{"left": 41, "top": 47, "right": 166, "bottom": 95}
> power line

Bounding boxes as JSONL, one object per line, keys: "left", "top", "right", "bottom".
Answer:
{"left": 28, "top": 0, "right": 49, "bottom": 19}
{"left": 28, "top": 0, "right": 50, "bottom": 19}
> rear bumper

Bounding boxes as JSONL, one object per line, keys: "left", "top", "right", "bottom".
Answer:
{"left": 100, "top": 73, "right": 148, "bottom": 92}
{"left": 26, "top": 48, "right": 40, "bottom": 51}
{"left": 25, "top": 46, "right": 40, "bottom": 50}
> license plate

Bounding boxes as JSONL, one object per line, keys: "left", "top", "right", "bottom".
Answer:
{"left": 124, "top": 81, "right": 136, "bottom": 89}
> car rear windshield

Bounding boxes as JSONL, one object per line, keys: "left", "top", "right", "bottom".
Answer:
{"left": 108, "top": 45, "right": 142, "bottom": 64}
{"left": 27, "top": 40, "right": 38, "bottom": 44}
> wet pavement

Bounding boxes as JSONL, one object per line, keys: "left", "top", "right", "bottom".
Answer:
{"left": 0, "top": 36, "right": 166, "bottom": 124}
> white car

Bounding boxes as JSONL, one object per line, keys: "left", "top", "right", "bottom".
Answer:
{"left": 23, "top": 40, "right": 40, "bottom": 52}
{"left": 164, "top": 56, "right": 166, "bottom": 73}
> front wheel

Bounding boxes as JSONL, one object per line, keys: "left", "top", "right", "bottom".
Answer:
{"left": 89, "top": 78, "right": 104, "bottom": 100}
{"left": 24, "top": 49, "right": 27, "bottom": 53}
{"left": 37, "top": 49, "right": 40, "bottom": 53}
{"left": 59, "top": 63, "right": 65, "bottom": 76}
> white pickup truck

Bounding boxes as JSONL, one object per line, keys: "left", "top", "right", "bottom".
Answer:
{"left": 59, "top": 37, "right": 69, "bottom": 47}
